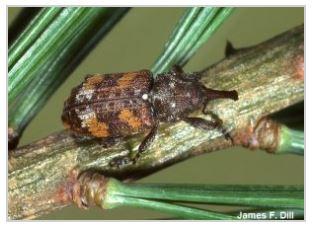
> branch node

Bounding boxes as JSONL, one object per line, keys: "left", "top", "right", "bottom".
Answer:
{"left": 72, "top": 171, "right": 108, "bottom": 209}
{"left": 234, "top": 118, "right": 280, "bottom": 153}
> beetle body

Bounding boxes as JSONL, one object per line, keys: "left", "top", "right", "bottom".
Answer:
{"left": 62, "top": 70, "right": 155, "bottom": 138}
{"left": 62, "top": 66, "right": 238, "bottom": 165}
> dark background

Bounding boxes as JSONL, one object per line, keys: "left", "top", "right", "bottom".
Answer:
{"left": 8, "top": 7, "right": 304, "bottom": 220}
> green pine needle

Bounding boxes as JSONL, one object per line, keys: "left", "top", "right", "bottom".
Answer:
{"left": 179, "top": 7, "right": 234, "bottom": 65}
{"left": 99, "top": 178, "right": 303, "bottom": 219}
{"left": 8, "top": 7, "right": 129, "bottom": 135}
{"left": 151, "top": 7, "right": 234, "bottom": 74}
{"left": 104, "top": 195, "right": 236, "bottom": 220}
{"left": 278, "top": 125, "right": 304, "bottom": 155}
{"left": 9, "top": 8, "right": 63, "bottom": 70}
{"left": 108, "top": 179, "right": 303, "bottom": 209}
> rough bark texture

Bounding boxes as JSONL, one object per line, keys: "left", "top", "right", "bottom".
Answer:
{"left": 8, "top": 25, "right": 304, "bottom": 220}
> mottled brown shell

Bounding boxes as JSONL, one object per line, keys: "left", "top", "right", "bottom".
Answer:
{"left": 62, "top": 70, "right": 154, "bottom": 138}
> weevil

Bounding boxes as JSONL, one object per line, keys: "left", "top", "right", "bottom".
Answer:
{"left": 62, "top": 66, "right": 238, "bottom": 166}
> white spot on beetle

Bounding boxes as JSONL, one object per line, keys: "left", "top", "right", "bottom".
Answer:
{"left": 75, "top": 88, "right": 94, "bottom": 102}
{"left": 77, "top": 106, "right": 96, "bottom": 128}
{"left": 142, "top": 94, "right": 148, "bottom": 100}
{"left": 79, "top": 112, "right": 96, "bottom": 128}
{"left": 171, "top": 102, "right": 176, "bottom": 108}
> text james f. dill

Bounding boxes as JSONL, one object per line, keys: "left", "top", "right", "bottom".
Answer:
{"left": 237, "top": 211, "right": 295, "bottom": 220}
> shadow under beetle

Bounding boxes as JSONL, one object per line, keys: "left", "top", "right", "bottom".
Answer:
{"left": 62, "top": 66, "right": 238, "bottom": 166}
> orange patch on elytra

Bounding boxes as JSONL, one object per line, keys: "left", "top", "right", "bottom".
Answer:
{"left": 82, "top": 74, "right": 103, "bottom": 90}
{"left": 116, "top": 72, "right": 137, "bottom": 89}
{"left": 85, "top": 117, "right": 109, "bottom": 137}
{"left": 86, "top": 75, "right": 104, "bottom": 85}
{"left": 62, "top": 121, "right": 71, "bottom": 129}
{"left": 83, "top": 83, "right": 95, "bottom": 91}
{"left": 118, "top": 109, "right": 142, "bottom": 129}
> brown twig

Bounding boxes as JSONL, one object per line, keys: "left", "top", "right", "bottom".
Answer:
{"left": 8, "top": 25, "right": 304, "bottom": 220}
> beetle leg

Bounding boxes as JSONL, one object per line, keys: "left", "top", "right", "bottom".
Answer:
{"left": 183, "top": 117, "right": 232, "bottom": 141}
{"left": 201, "top": 107, "right": 223, "bottom": 122}
{"left": 182, "top": 72, "right": 204, "bottom": 82}
{"left": 171, "top": 65, "right": 198, "bottom": 80}
{"left": 171, "top": 65, "right": 205, "bottom": 82}
{"left": 202, "top": 104, "right": 210, "bottom": 115}
{"left": 179, "top": 70, "right": 204, "bottom": 82}
{"left": 108, "top": 124, "right": 159, "bottom": 169}
{"left": 138, "top": 123, "right": 159, "bottom": 154}
{"left": 183, "top": 117, "right": 221, "bottom": 130}
{"left": 171, "top": 65, "right": 184, "bottom": 74}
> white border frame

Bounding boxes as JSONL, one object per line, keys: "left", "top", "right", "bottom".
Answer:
{"left": 2, "top": 1, "right": 312, "bottom": 229}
